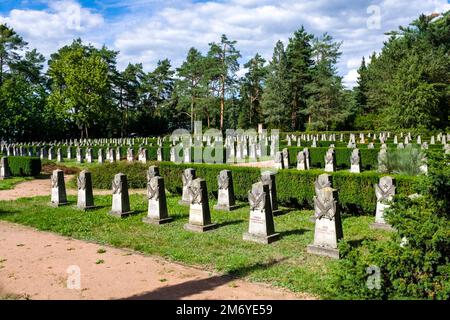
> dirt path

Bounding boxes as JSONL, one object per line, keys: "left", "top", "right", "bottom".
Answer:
{"left": 0, "top": 177, "right": 315, "bottom": 300}
{"left": 0, "top": 221, "right": 313, "bottom": 300}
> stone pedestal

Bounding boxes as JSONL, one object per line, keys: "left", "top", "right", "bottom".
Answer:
{"left": 213, "top": 170, "right": 238, "bottom": 211}
{"left": 179, "top": 168, "right": 196, "bottom": 205}
{"left": 51, "top": 169, "right": 68, "bottom": 207}
{"left": 143, "top": 176, "right": 172, "bottom": 225}
{"left": 324, "top": 148, "right": 335, "bottom": 172}
{"left": 370, "top": 176, "right": 395, "bottom": 230}
{"left": 77, "top": 170, "right": 95, "bottom": 210}
{"left": 307, "top": 175, "right": 342, "bottom": 259}
{"left": 0, "top": 157, "right": 11, "bottom": 180}
{"left": 261, "top": 171, "right": 281, "bottom": 215}
{"left": 109, "top": 173, "right": 133, "bottom": 217}
{"left": 184, "top": 178, "right": 217, "bottom": 232}
{"left": 243, "top": 182, "right": 279, "bottom": 244}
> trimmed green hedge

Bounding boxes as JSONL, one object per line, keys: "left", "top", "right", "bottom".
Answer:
{"left": 7, "top": 156, "right": 41, "bottom": 176}
{"left": 85, "top": 161, "right": 417, "bottom": 215}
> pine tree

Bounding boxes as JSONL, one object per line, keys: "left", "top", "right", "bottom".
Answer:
{"left": 261, "top": 41, "right": 290, "bottom": 129}
{"left": 286, "top": 26, "right": 314, "bottom": 130}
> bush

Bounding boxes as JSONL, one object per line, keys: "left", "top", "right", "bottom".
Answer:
{"left": 85, "top": 161, "right": 417, "bottom": 215}
{"left": 379, "top": 146, "right": 426, "bottom": 175}
{"left": 7, "top": 156, "right": 41, "bottom": 176}
{"left": 326, "top": 153, "right": 450, "bottom": 299}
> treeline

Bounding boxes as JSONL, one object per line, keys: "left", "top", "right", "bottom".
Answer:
{"left": 0, "top": 12, "right": 448, "bottom": 141}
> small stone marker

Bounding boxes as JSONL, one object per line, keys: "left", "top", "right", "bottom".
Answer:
{"left": 307, "top": 174, "right": 343, "bottom": 259}
{"left": 51, "top": 169, "right": 68, "bottom": 207}
{"left": 243, "top": 182, "right": 279, "bottom": 244}
{"left": 324, "top": 148, "right": 336, "bottom": 172}
{"left": 261, "top": 171, "right": 281, "bottom": 215}
{"left": 142, "top": 176, "right": 172, "bottom": 225}
{"left": 109, "top": 173, "right": 133, "bottom": 217}
{"left": 214, "top": 170, "right": 238, "bottom": 211}
{"left": 370, "top": 176, "right": 395, "bottom": 230}
{"left": 0, "top": 157, "right": 11, "bottom": 179}
{"left": 297, "top": 151, "right": 307, "bottom": 170}
{"left": 274, "top": 151, "right": 284, "bottom": 169}
{"left": 77, "top": 170, "right": 95, "bottom": 210}
{"left": 350, "top": 148, "right": 361, "bottom": 173}
{"left": 282, "top": 148, "right": 289, "bottom": 168}
{"left": 184, "top": 178, "right": 217, "bottom": 232}
{"left": 179, "top": 168, "right": 196, "bottom": 205}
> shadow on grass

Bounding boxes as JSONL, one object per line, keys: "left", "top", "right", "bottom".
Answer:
{"left": 346, "top": 238, "right": 367, "bottom": 249}
{"left": 122, "top": 257, "right": 287, "bottom": 300}
{"left": 280, "top": 228, "right": 309, "bottom": 238}
{"left": 217, "top": 219, "right": 244, "bottom": 228}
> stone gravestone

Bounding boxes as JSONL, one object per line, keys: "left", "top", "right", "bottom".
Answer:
{"left": 377, "top": 148, "right": 388, "bottom": 173}
{"left": 324, "top": 148, "right": 336, "bottom": 172}
{"left": 56, "top": 148, "right": 63, "bottom": 162}
{"left": 109, "top": 173, "right": 133, "bottom": 218}
{"left": 77, "top": 170, "right": 95, "bottom": 210}
{"left": 142, "top": 176, "right": 172, "bottom": 225}
{"left": 108, "top": 148, "right": 115, "bottom": 163}
{"left": 51, "top": 169, "right": 68, "bottom": 207}
{"left": 274, "top": 151, "right": 284, "bottom": 169}
{"left": 282, "top": 148, "right": 289, "bottom": 168}
{"left": 303, "top": 148, "right": 310, "bottom": 169}
{"left": 98, "top": 148, "right": 104, "bottom": 164}
{"left": 138, "top": 148, "right": 148, "bottom": 164}
{"left": 297, "top": 151, "right": 307, "bottom": 170}
{"left": 127, "top": 148, "right": 134, "bottom": 162}
{"left": 86, "top": 148, "right": 93, "bottom": 163}
{"left": 0, "top": 157, "right": 11, "bottom": 179}
{"left": 76, "top": 147, "right": 84, "bottom": 163}
{"left": 157, "top": 147, "right": 163, "bottom": 161}
{"left": 261, "top": 171, "right": 281, "bottom": 215}
{"left": 184, "top": 178, "right": 217, "bottom": 232}
{"left": 350, "top": 148, "right": 361, "bottom": 173}
{"left": 179, "top": 168, "right": 196, "bottom": 205}
{"left": 370, "top": 176, "right": 395, "bottom": 230}
{"left": 307, "top": 174, "right": 343, "bottom": 259}
{"left": 214, "top": 170, "right": 238, "bottom": 211}
{"left": 147, "top": 165, "right": 160, "bottom": 180}
{"left": 243, "top": 182, "right": 279, "bottom": 244}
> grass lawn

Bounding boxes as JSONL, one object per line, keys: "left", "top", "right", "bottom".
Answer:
{"left": 0, "top": 177, "right": 33, "bottom": 190}
{"left": 0, "top": 194, "right": 392, "bottom": 298}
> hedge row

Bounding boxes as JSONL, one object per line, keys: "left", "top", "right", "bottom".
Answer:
{"left": 86, "top": 161, "right": 417, "bottom": 215}
{"left": 7, "top": 156, "right": 41, "bottom": 176}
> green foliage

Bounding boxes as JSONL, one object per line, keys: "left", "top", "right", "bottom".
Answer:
{"left": 363, "top": 12, "right": 450, "bottom": 130}
{"left": 326, "top": 154, "right": 450, "bottom": 300}
{"left": 7, "top": 156, "right": 41, "bottom": 176}
{"left": 379, "top": 146, "right": 426, "bottom": 175}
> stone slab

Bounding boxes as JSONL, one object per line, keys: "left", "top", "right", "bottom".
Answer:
{"left": 183, "top": 223, "right": 217, "bottom": 233}
{"left": 243, "top": 232, "right": 280, "bottom": 244}
{"left": 307, "top": 244, "right": 340, "bottom": 259}
{"left": 142, "top": 217, "right": 173, "bottom": 225}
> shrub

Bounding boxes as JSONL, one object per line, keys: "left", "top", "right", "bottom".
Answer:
{"left": 7, "top": 157, "right": 41, "bottom": 176}
{"left": 326, "top": 153, "right": 450, "bottom": 300}
{"left": 379, "top": 146, "right": 427, "bottom": 175}
{"left": 85, "top": 161, "right": 417, "bottom": 215}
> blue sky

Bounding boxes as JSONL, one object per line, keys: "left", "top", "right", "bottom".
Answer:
{"left": 1, "top": 0, "right": 449, "bottom": 88}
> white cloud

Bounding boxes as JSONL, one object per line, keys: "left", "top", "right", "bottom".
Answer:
{"left": 0, "top": 0, "right": 104, "bottom": 57}
{"left": 1, "top": 0, "right": 449, "bottom": 89}
{"left": 343, "top": 68, "right": 359, "bottom": 88}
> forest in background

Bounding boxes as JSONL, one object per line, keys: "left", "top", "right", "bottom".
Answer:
{"left": 0, "top": 11, "right": 448, "bottom": 141}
